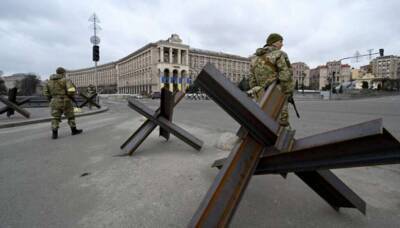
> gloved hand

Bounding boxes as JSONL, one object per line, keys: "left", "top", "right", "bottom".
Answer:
{"left": 286, "top": 93, "right": 295, "bottom": 106}
{"left": 247, "top": 86, "right": 262, "bottom": 97}
{"left": 286, "top": 92, "right": 293, "bottom": 100}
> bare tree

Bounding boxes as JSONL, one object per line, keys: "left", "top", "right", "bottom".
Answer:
{"left": 19, "top": 74, "right": 41, "bottom": 96}
{"left": 0, "top": 76, "right": 6, "bottom": 95}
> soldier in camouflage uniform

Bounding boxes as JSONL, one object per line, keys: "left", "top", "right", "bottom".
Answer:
{"left": 43, "top": 67, "right": 82, "bottom": 139}
{"left": 85, "top": 84, "right": 97, "bottom": 110}
{"left": 248, "top": 33, "right": 294, "bottom": 127}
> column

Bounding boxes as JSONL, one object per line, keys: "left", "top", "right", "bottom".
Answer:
{"left": 177, "top": 70, "right": 182, "bottom": 91}
{"left": 185, "top": 51, "right": 189, "bottom": 66}
{"left": 178, "top": 49, "right": 181, "bottom": 64}
{"left": 160, "top": 46, "right": 164, "bottom": 63}
{"left": 169, "top": 48, "right": 173, "bottom": 63}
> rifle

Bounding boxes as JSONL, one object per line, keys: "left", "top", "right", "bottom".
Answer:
{"left": 287, "top": 96, "right": 300, "bottom": 118}
{"left": 66, "top": 94, "right": 79, "bottom": 107}
{"left": 264, "top": 81, "right": 300, "bottom": 118}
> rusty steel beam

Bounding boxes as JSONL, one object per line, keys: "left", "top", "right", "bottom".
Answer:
{"left": 211, "top": 120, "right": 396, "bottom": 214}
{"left": 188, "top": 136, "right": 264, "bottom": 227}
{"left": 211, "top": 160, "right": 368, "bottom": 214}
{"left": 7, "top": 88, "right": 17, "bottom": 117}
{"left": 0, "top": 97, "right": 31, "bottom": 114}
{"left": 121, "top": 119, "right": 158, "bottom": 155}
{"left": 0, "top": 96, "right": 31, "bottom": 118}
{"left": 296, "top": 170, "right": 366, "bottom": 214}
{"left": 256, "top": 121, "right": 400, "bottom": 215}
{"left": 128, "top": 98, "right": 203, "bottom": 151}
{"left": 194, "top": 63, "right": 279, "bottom": 146}
{"left": 193, "top": 64, "right": 374, "bottom": 224}
{"left": 189, "top": 81, "right": 285, "bottom": 227}
{"left": 120, "top": 90, "right": 185, "bottom": 155}
{"left": 160, "top": 87, "right": 174, "bottom": 140}
{"left": 213, "top": 124, "right": 400, "bottom": 174}
{"left": 256, "top": 120, "right": 400, "bottom": 174}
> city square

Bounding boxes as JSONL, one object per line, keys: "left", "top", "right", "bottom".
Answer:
{"left": 1, "top": 94, "right": 400, "bottom": 227}
{"left": 1, "top": 0, "right": 400, "bottom": 227}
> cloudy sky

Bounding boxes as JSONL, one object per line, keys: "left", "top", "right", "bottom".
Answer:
{"left": 0, "top": 0, "right": 399, "bottom": 78}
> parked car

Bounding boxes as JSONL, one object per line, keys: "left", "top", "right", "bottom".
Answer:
{"left": 151, "top": 92, "right": 161, "bottom": 99}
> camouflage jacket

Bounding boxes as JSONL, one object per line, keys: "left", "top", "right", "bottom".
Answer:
{"left": 43, "top": 74, "right": 76, "bottom": 98}
{"left": 249, "top": 46, "right": 294, "bottom": 94}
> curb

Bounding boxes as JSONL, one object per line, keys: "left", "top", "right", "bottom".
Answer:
{"left": 0, "top": 107, "right": 109, "bottom": 129}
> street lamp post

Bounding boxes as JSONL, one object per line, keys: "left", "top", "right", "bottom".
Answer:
{"left": 329, "top": 71, "right": 335, "bottom": 99}
{"left": 89, "top": 13, "right": 101, "bottom": 94}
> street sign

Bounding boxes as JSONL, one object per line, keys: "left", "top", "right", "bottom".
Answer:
{"left": 90, "top": 35, "right": 101, "bottom": 45}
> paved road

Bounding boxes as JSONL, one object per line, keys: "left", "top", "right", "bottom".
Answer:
{"left": 1, "top": 95, "right": 399, "bottom": 228}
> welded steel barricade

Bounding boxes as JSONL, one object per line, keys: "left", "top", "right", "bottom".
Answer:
{"left": 120, "top": 87, "right": 203, "bottom": 156}
{"left": 78, "top": 92, "right": 101, "bottom": 109}
{"left": 0, "top": 88, "right": 31, "bottom": 118}
{"left": 189, "top": 63, "right": 400, "bottom": 227}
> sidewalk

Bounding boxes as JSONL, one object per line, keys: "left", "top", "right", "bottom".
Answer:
{"left": 0, "top": 106, "right": 108, "bottom": 129}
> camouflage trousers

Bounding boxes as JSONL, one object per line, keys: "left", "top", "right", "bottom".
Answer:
{"left": 255, "top": 85, "right": 290, "bottom": 127}
{"left": 50, "top": 97, "right": 76, "bottom": 129}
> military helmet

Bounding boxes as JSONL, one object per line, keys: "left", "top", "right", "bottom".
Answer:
{"left": 56, "top": 67, "right": 66, "bottom": 74}
{"left": 266, "top": 33, "right": 283, "bottom": 46}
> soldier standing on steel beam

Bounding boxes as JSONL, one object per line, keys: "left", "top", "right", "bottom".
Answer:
{"left": 248, "top": 33, "right": 294, "bottom": 128}
{"left": 43, "top": 67, "right": 83, "bottom": 139}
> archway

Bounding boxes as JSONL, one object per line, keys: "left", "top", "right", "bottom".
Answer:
{"left": 163, "top": 69, "right": 170, "bottom": 89}
{"left": 172, "top": 69, "right": 179, "bottom": 91}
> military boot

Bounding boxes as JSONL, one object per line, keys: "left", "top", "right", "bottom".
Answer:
{"left": 71, "top": 127, "right": 83, "bottom": 135}
{"left": 52, "top": 129, "right": 58, "bottom": 139}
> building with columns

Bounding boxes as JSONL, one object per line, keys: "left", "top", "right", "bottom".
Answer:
{"left": 66, "top": 34, "right": 250, "bottom": 94}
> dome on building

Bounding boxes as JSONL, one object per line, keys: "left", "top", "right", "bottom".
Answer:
{"left": 168, "top": 34, "right": 182, "bottom": 43}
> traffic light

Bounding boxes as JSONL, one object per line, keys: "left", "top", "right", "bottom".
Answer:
{"left": 93, "top": 45, "right": 100, "bottom": 62}
{"left": 379, "top": 48, "right": 384, "bottom": 57}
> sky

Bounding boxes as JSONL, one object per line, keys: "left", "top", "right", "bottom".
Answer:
{"left": 0, "top": 0, "right": 399, "bottom": 79}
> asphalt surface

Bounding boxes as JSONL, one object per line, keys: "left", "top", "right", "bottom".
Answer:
{"left": 0, "top": 95, "right": 400, "bottom": 228}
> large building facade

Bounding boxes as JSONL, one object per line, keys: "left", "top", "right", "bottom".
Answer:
{"left": 370, "top": 55, "right": 400, "bottom": 80}
{"left": 292, "top": 62, "right": 310, "bottom": 89}
{"left": 308, "top": 61, "right": 351, "bottom": 91}
{"left": 308, "top": 65, "right": 328, "bottom": 90}
{"left": 66, "top": 34, "right": 250, "bottom": 94}
{"left": 326, "top": 61, "right": 351, "bottom": 85}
